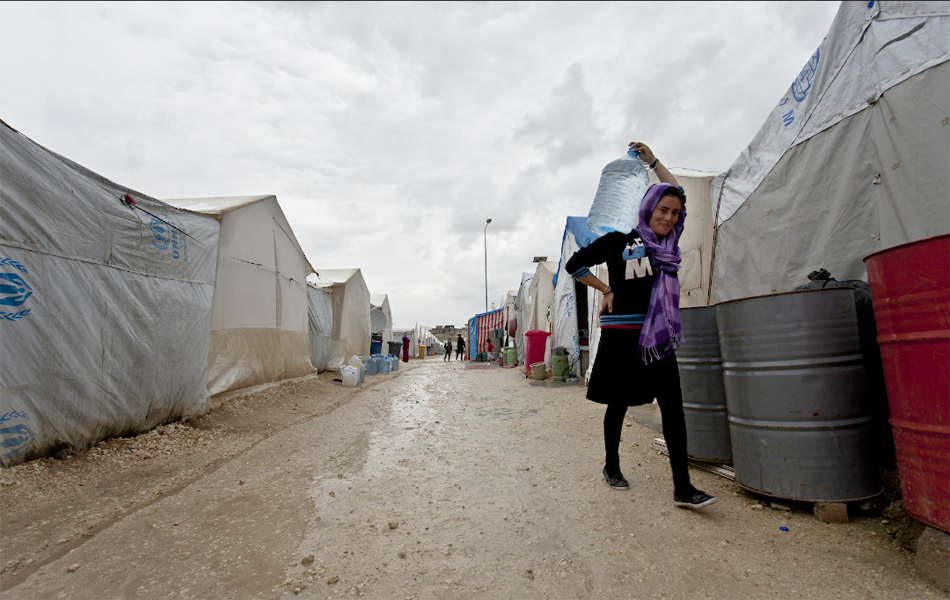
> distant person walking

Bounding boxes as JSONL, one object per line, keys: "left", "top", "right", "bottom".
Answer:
{"left": 486, "top": 340, "right": 495, "bottom": 361}
{"left": 444, "top": 340, "right": 452, "bottom": 362}
{"left": 456, "top": 335, "right": 465, "bottom": 361}
{"left": 402, "top": 334, "right": 410, "bottom": 363}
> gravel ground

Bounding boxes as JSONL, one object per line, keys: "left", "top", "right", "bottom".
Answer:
{"left": 0, "top": 359, "right": 944, "bottom": 599}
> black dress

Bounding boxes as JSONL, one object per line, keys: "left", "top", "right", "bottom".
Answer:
{"left": 565, "top": 230, "right": 681, "bottom": 406}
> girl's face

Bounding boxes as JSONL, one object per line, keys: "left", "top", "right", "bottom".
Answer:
{"left": 648, "top": 194, "right": 682, "bottom": 238}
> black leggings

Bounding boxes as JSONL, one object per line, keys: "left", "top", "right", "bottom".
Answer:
{"left": 603, "top": 391, "right": 693, "bottom": 495}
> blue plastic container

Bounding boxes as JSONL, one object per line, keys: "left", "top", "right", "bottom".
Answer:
{"left": 371, "top": 341, "right": 382, "bottom": 355}
{"left": 367, "top": 356, "right": 378, "bottom": 376}
{"left": 378, "top": 356, "right": 391, "bottom": 374}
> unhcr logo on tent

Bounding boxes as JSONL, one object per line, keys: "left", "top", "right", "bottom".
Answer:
{"left": 779, "top": 42, "right": 823, "bottom": 128}
{"left": 149, "top": 213, "right": 189, "bottom": 261}
{"left": 0, "top": 411, "right": 35, "bottom": 466}
{"left": 0, "top": 258, "right": 33, "bottom": 322}
{"left": 150, "top": 217, "right": 170, "bottom": 250}
{"left": 791, "top": 45, "right": 821, "bottom": 102}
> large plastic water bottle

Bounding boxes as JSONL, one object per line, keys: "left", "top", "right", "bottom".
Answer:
{"left": 586, "top": 148, "right": 650, "bottom": 236}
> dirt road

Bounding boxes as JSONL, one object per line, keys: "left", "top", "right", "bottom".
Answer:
{"left": 0, "top": 359, "right": 942, "bottom": 599}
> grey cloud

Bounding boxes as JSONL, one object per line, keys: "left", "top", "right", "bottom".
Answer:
{"left": 0, "top": 1, "right": 841, "bottom": 327}
{"left": 514, "top": 63, "right": 604, "bottom": 172}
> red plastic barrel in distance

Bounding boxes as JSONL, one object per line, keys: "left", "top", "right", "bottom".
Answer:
{"left": 865, "top": 234, "right": 949, "bottom": 532}
{"left": 524, "top": 330, "right": 550, "bottom": 375}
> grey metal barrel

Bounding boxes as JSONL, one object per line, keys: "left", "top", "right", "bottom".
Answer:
{"left": 716, "top": 288, "right": 881, "bottom": 502}
{"left": 677, "top": 306, "right": 732, "bottom": 463}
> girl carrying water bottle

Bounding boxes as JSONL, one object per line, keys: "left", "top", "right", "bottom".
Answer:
{"left": 565, "top": 142, "right": 716, "bottom": 509}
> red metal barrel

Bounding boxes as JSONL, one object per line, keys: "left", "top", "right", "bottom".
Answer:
{"left": 865, "top": 234, "right": 949, "bottom": 532}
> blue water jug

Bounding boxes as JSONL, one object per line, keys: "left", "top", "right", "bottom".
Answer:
{"left": 378, "top": 356, "right": 391, "bottom": 374}
{"left": 586, "top": 148, "right": 650, "bottom": 237}
{"left": 367, "top": 356, "right": 377, "bottom": 376}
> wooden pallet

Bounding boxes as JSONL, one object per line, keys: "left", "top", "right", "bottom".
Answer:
{"left": 650, "top": 438, "right": 735, "bottom": 481}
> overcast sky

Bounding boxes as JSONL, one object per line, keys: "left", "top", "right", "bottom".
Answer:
{"left": 1, "top": 1, "right": 840, "bottom": 329}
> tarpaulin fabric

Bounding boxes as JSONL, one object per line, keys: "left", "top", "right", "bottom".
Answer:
{"left": 308, "top": 285, "right": 333, "bottom": 372}
{"left": 513, "top": 272, "right": 533, "bottom": 364}
{"left": 711, "top": 2, "right": 949, "bottom": 303}
{"left": 553, "top": 217, "right": 599, "bottom": 290}
{"left": 473, "top": 308, "right": 505, "bottom": 352}
{"left": 0, "top": 123, "right": 219, "bottom": 466}
{"left": 308, "top": 269, "right": 371, "bottom": 372}
{"left": 647, "top": 168, "right": 720, "bottom": 307}
{"left": 468, "top": 318, "right": 477, "bottom": 360}
{"left": 164, "top": 195, "right": 316, "bottom": 398}
{"left": 552, "top": 218, "right": 598, "bottom": 375}
{"left": 370, "top": 294, "right": 393, "bottom": 348}
{"left": 527, "top": 261, "right": 557, "bottom": 335}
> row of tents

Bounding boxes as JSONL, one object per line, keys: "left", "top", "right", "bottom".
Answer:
{"left": 0, "top": 121, "right": 396, "bottom": 467}
{"left": 484, "top": 1, "right": 949, "bottom": 381}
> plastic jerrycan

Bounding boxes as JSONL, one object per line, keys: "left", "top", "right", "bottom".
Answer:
{"left": 342, "top": 366, "right": 359, "bottom": 387}
{"left": 552, "top": 354, "right": 569, "bottom": 381}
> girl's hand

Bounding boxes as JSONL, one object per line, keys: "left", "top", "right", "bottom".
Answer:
{"left": 600, "top": 291, "right": 614, "bottom": 315}
{"left": 628, "top": 141, "right": 655, "bottom": 164}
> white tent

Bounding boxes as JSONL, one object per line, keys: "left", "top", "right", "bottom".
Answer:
{"left": 711, "top": 1, "right": 949, "bottom": 303}
{"left": 525, "top": 260, "right": 557, "bottom": 367}
{"left": 552, "top": 218, "right": 600, "bottom": 379}
{"left": 163, "top": 195, "right": 315, "bottom": 399}
{"left": 0, "top": 122, "right": 219, "bottom": 466}
{"left": 370, "top": 294, "right": 394, "bottom": 349}
{"left": 411, "top": 323, "right": 435, "bottom": 357}
{"left": 308, "top": 269, "right": 371, "bottom": 371}
{"left": 307, "top": 284, "right": 333, "bottom": 373}
{"left": 502, "top": 289, "right": 518, "bottom": 348}
{"left": 513, "top": 272, "right": 533, "bottom": 364}
{"left": 527, "top": 261, "right": 557, "bottom": 334}
{"left": 648, "top": 168, "right": 721, "bottom": 307}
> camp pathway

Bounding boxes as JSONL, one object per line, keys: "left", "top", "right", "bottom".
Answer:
{"left": 1, "top": 359, "right": 938, "bottom": 599}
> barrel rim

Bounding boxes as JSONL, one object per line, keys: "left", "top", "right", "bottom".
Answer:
{"left": 714, "top": 286, "right": 856, "bottom": 309}
{"left": 732, "top": 480, "right": 883, "bottom": 504}
{"left": 863, "top": 232, "right": 949, "bottom": 263}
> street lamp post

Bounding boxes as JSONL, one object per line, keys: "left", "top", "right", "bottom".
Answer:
{"left": 484, "top": 218, "right": 492, "bottom": 313}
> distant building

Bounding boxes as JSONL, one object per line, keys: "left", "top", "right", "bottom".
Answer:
{"left": 431, "top": 325, "right": 459, "bottom": 336}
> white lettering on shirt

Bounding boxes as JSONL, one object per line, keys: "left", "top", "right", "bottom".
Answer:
{"left": 624, "top": 238, "right": 653, "bottom": 280}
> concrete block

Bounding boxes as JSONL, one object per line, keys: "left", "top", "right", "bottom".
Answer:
{"left": 813, "top": 502, "right": 849, "bottom": 524}
{"left": 915, "top": 527, "right": 949, "bottom": 593}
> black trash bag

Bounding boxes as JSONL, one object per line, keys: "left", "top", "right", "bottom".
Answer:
{"left": 795, "top": 269, "right": 893, "bottom": 461}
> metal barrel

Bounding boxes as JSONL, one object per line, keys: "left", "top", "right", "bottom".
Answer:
{"left": 865, "top": 234, "right": 949, "bottom": 532}
{"left": 677, "top": 306, "right": 732, "bottom": 463}
{"left": 716, "top": 288, "right": 881, "bottom": 502}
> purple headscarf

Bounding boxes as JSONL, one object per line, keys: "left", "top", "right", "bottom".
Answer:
{"left": 634, "top": 183, "right": 686, "bottom": 363}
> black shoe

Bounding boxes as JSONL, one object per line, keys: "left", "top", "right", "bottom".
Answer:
{"left": 674, "top": 490, "right": 717, "bottom": 508}
{"left": 602, "top": 467, "right": 629, "bottom": 490}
